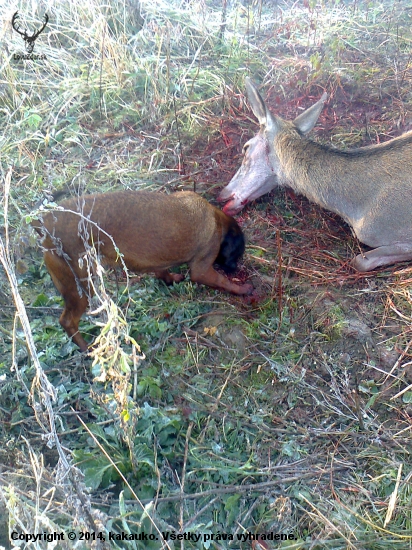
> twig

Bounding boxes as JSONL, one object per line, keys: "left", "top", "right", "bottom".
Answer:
{"left": 132, "top": 467, "right": 347, "bottom": 505}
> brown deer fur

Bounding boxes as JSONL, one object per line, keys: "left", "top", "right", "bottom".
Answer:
{"left": 33, "top": 190, "right": 252, "bottom": 351}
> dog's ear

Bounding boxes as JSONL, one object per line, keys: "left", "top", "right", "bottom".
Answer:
{"left": 215, "top": 219, "right": 245, "bottom": 273}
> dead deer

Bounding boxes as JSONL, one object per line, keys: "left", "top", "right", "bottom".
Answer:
{"left": 218, "top": 78, "right": 412, "bottom": 271}
{"left": 33, "top": 190, "right": 252, "bottom": 351}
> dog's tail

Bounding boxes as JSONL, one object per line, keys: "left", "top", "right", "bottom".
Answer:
{"left": 31, "top": 185, "right": 74, "bottom": 236}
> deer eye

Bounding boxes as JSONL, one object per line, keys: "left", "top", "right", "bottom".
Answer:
{"left": 242, "top": 143, "right": 249, "bottom": 154}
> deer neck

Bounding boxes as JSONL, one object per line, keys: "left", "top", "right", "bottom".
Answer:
{"left": 276, "top": 134, "right": 369, "bottom": 226}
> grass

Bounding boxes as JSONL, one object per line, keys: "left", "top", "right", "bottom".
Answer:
{"left": 1, "top": 0, "right": 412, "bottom": 548}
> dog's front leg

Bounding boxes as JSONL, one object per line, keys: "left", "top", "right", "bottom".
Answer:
{"left": 190, "top": 265, "right": 253, "bottom": 295}
{"left": 154, "top": 269, "right": 185, "bottom": 285}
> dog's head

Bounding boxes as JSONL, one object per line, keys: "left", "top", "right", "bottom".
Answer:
{"left": 214, "top": 218, "right": 245, "bottom": 274}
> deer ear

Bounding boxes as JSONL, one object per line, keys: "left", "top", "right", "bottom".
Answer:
{"left": 244, "top": 77, "right": 282, "bottom": 134}
{"left": 245, "top": 78, "right": 268, "bottom": 126}
{"left": 293, "top": 92, "right": 327, "bottom": 134}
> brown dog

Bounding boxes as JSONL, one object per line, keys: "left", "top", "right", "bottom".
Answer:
{"left": 33, "top": 190, "right": 252, "bottom": 351}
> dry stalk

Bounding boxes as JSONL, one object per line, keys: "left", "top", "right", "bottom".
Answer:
{"left": 0, "top": 168, "right": 100, "bottom": 537}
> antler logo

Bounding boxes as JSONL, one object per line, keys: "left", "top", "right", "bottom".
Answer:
{"left": 12, "top": 11, "right": 49, "bottom": 54}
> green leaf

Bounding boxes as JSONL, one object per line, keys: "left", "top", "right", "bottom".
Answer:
{"left": 83, "top": 465, "right": 106, "bottom": 490}
{"left": 224, "top": 493, "right": 241, "bottom": 525}
{"left": 402, "top": 391, "right": 412, "bottom": 403}
{"left": 32, "top": 293, "right": 50, "bottom": 307}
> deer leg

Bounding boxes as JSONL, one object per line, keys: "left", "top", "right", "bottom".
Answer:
{"left": 352, "top": 243, "right": 412, "bottom": 271}
{"left": 44, "top": 251, "right": 90, "bottom": 352}
{"left": 190, "top": 263, "right": 253, "bottom": 295}
{"left": 153, "top": 269, "right": 185, "bottom": 285}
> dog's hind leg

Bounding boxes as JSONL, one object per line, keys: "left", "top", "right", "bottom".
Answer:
{"left": 44, "top": 251, "right": 90, "bottom": 351}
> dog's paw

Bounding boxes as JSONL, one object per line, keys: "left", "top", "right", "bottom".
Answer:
{"left": 238, "top": 283, "right": 254, "bottom": 295}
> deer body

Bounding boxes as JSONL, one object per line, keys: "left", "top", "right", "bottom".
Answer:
{"left": 218, "top": 78, "right": 412, "bottom": 271}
